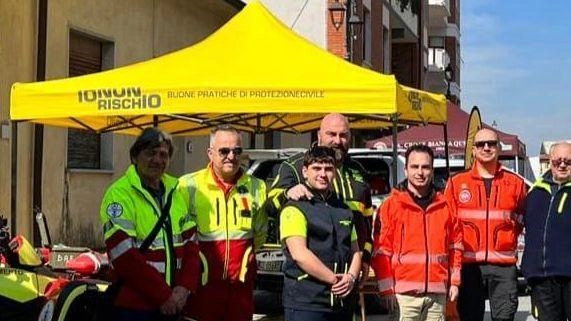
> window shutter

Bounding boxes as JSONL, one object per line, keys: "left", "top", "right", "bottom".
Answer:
{"left": 67, "top": 32, "right": 102, "bottom": 169}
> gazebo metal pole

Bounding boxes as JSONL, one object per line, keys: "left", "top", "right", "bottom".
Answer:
{"left": 444, "top": 123, "right": 450, "bottom": 179}
{"left": 391, "top": 114, "right": 399, "bottom": 186}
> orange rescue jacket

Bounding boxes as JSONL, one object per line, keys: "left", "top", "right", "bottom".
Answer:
{"left": 445, "top": 165, "right": 526, "bottom": 265}
{"left": 372, "top": 185, "right": 463, "bottom": 295}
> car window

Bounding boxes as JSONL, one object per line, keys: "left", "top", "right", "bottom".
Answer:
{"left": 351, "top": 157, "right": 391, "bottom": 196}
{"left": 433, "top": 166, "right": 464, "bottom": 190}
{"left": 251, "top": 159, "right": 285, "bottom": 187}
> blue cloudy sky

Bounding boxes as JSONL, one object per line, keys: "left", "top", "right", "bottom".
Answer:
{"left": 461, "top": 0, "right": 571, "bottom": 155}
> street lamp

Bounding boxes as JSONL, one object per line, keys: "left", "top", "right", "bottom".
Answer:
{"left": 348, "top": 12, "right": 363, "bottom": 40}
{"left": 346, "top": 0, "right": 362, "bottom": 61}
{"left": 328, "top": 0, "right": 345, "bottom": 31}
{"left": 444, "top": 63, "right": 454, "bottom": 100}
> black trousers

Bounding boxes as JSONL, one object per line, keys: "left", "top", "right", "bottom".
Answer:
{"left": 528, "top": 276, "right": 571, "bottom": 321}
{"left": 457, "top": 263, "right": 518, "bottom": 321}
{"left": 284, "top": 307, "right": 353, "bottom": 321}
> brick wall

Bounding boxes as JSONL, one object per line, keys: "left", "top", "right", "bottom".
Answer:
{"left": 371, "top": 0, "right": 383, "bottom": 71}
{"left": 326, "top": 0, "right": 347, "bottom": 58}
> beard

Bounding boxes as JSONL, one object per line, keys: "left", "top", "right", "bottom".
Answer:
{"left": 330, "top": 144, "right": 347, "bottom": 164}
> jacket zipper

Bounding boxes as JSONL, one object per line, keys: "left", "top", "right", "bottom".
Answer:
{"left": 485, "top": 185, "right": 490, "bottom": 262}
{"left": 223, "top": 193, "right": 231, "bottom": 280}
{"left": 233, "top": 198, "right": 238, "bottom": 225}
{"left": 216, "top": 198, "right": 220, "bottom": 226}
{"left": 423, "top": 208, "right": 429, "bottom": 293}
{"left": 541, "top": 192, "right": 555, "bottom": 276}
{"left": 398, "top": 224, "right": 405, "bottom": 264}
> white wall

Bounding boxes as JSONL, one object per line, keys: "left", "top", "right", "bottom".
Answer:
{"left": 241, "top": 0, "right": 327, "bottom": 47}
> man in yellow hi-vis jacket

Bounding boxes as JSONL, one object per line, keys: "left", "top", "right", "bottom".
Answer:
{"left": 178, "top": 125, "right": 267, "bottom": 321}
{"left": 101, "top": 128, "right": 200, "bottom": 321}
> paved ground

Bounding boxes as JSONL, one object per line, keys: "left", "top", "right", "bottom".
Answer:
{"left": 253, "top": 291, "right": 534, "bottom": 321}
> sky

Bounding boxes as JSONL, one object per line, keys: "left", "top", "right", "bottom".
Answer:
{"left": 461, "top": 0, "right": 571, "bottom": 155}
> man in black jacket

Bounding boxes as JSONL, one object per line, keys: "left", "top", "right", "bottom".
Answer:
{"left": 280, "top": 146, "right": 362, "bottom": 321}
{"left": 265, "top": 113, "right": 372, "bottom": 284}
{"left": 522, "top": 141, "right": 571, "bottom": 321}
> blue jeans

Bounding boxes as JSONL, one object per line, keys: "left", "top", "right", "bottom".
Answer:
{"left": 284, "top": 307, "right": 353, "bottom": 321}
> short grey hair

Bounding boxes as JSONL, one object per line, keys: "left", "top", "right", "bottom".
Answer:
{"left": 549, "top": 141, "right": 571, "bottom": 156}
{"left": 209, "top": 125, "right": 240, "bottom": 147}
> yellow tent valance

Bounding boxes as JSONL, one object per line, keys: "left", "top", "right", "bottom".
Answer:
{"left": 10, "top": 1, "right": 446, "bottom": 135}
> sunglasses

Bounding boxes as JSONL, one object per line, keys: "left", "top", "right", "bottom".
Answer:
{"left": 551, "top": 158, "right": 571, "bottom": 168}
{"left": 474, "top": 140, "right": 498, "bottom": 148}
{"left": 217, "top": 147, "right": 243, "bottom": 157}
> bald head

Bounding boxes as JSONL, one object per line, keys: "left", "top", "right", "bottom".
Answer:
{"left": 318, "top": 113, "right": 350, "bottom": 160}
{"left": 472, "top": 128, "right": 500, "bottom": 168}
{"left": 549, "top": 141, "right": 571, "bottom": 184}
{"left": 474, "top": 128, "right": 499, "bottom": 142}
{"left": 320, "top": 113, "right": 349, "bottom": 132}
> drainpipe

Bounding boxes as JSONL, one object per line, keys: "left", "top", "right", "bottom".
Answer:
{"left": 417, "top": 0, "right": 424, "bottom": 88}
{"left": 32, "top": 0, "right": 48, "bottom": 245}
{"left": 11, "top": 126, "right": 18, "bottom": 234}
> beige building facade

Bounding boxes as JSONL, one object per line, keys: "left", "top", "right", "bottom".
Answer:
{"left": 0, "top": 0, "right": 241, "bottom": 247}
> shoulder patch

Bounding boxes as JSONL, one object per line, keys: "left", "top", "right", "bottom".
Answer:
{"left": 106, "top": 202, "right": 124, "bottom": 218}
{"left": 459, "top": 189, "right": 472, "bottom": 203}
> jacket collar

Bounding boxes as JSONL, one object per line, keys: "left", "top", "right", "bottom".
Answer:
{"left": 126, "top": 164, "right": 176, "bottom": 191}
{"left": 203, "top": 164, "right": 247, "bottom": 187}
{"left": 391, "top": 180, "right": 444, "bottom": 208}
{"left": 303, "top": 182, "right": 333, "bottom": 203}
{"left": 469, "top": 161, "right": 504, "bottom": 179}
{"left": 532, "top": 171, "right": 571, "bottom": 194}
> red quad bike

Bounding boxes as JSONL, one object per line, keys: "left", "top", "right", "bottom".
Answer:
{"left": 0, "top": 213, "right": 112, "bottom": 321}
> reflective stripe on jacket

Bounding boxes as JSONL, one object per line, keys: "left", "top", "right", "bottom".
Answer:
{"left": 372, "top": 185, "right": 463, "bottom": 295}
{"left": 100, "top": 165, "right": 199, "bottom": 310}
{"left": 178, "top": 167, "right": 267, "bottom": 285}
{"left": 445, "top": 165, "right": 526, "bottom": 265}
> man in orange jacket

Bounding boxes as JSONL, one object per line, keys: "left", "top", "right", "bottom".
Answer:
{"left": 445, "top": 128, "right": 527, "bottom": 321}
{"left": 372, "top": 144, "right": 463, "bottom": 321}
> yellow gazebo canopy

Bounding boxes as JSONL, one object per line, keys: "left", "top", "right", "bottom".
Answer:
{"left": 10, "top": 1, "right": 446, "bottom": 135}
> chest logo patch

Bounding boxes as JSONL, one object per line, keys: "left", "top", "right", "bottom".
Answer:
{"left": 459, "top": 189, "right": 472, "bottom": 203}
{"left": 106, "top": 202, "right": 124, "bottom": 218}
{"left": 339, "top": 220, "right": 352, "bottom": 227}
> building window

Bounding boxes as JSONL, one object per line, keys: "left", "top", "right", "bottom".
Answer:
{"left": 428, "top": 36, "right": 445, "bottom": 48}
{"left": 67, "top": 30, "right": 114, "bottom": 169}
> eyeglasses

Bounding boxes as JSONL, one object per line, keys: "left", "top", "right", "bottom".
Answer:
{"left": 551, "top": 158, "right": 571, "bottom": 168}
{"left": 474, "top": 140, "right": 498, "bottom": 149}
{"left": 217, "top": 147, "right": 243, "bottom": 157}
